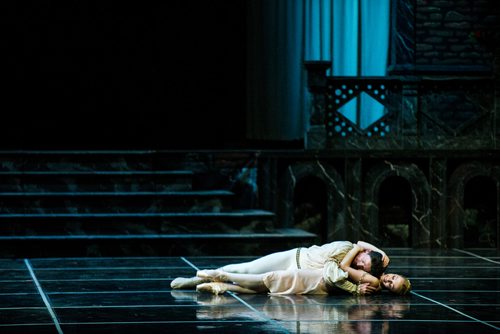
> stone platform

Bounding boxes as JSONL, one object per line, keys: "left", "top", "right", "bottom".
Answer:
{"left": 0, "top": 247, "right": 498, "bottom": 333}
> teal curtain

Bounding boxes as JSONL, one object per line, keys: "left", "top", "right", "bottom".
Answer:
{"left": 360, "top": 0, "right": 390, "bottom": 129}
{"left": 332, "top": 0, "right": 359, "bottom": 125}
{"left": 246, "top": 0, "right": 390, "bottom": 140}
{"left": 246, "top": 0, "right": 307, "bottom": 141}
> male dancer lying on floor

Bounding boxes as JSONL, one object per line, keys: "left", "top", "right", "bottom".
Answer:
{"left": 171, "top": 240, "right": 391, "bottom": 295}
{"left": 195, "top": 243, "right": 411, "bottom": 296}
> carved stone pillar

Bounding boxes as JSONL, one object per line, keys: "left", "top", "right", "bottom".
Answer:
{"left": 495, "top": 46, "right": 500, "bottom": 148}
{"left": 388, "top": 0, "right": 416, "bottom": 74}
{"left": 401, "top": 78, "right": 419, "bottom": 148}
{"left": 345, "top": 158, "right": 362, "bottom": 241}
{"left": 304, "top": 61, "right": 331, "bottom": 150}
{"left": 429, "top": 158, "right": 447, "bottom": 247}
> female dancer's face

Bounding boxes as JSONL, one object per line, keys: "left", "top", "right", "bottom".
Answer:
{"left": 380, "top": 273, "right": 404, "bottom": 294}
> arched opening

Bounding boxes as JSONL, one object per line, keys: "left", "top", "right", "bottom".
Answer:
{"left": 293, "top": 176, "right": 327, "bottom": 243}
{"left": 464, "top": 176, "right": 497, "bottom": 248}
{"left": 378, "top": 176, "right": 412, "bottom": 247}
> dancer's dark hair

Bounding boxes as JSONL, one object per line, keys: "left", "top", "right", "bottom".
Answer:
{"left": 368, "top": 251, "right": 384, "bottom": 277}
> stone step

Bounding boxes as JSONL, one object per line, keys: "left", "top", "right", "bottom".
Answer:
{"left": 0, "top": 170, "right": 194, "bottom": 192}
{"left": 0, "top": 150, "right": 297, "bottom": 257}
{"left": 0, "top": 209, "right": 273, "bottom": 219}
{"left": 0, "top": 228, "right": 312, "bottom": 240}
{"left": 0, "top": 190, "right": 234, "bottom": 213}
{"left": 0, "top": 171, "right": 192, "bottom": 175}
{"left": 0, "top": 209, "right": 276, "bottom": 235}
{"left": 0, "top": 228, "right": 318, "bottom": 257}
{"left": 0, "top": 150, "right": 206, "bottom": 171}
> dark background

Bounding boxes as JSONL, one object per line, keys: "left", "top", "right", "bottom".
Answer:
{"left": 1, "top": 1, "right": 247, "bottom": 149}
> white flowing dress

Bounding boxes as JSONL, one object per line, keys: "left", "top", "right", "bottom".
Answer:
{"left": 262, "top": 241, "right": 358, "bottom": 295}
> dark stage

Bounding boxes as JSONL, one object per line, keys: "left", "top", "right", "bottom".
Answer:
{"left": 1, "top": 248, "right": 499, "bottom": 333}
{"left": 0, "top": 0, "right": 498, "bottom": 332}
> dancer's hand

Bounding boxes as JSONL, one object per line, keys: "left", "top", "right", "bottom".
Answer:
{"left": 358, "top": 283, "right": 377, "bottom": 295}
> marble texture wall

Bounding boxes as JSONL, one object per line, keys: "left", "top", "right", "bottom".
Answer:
{"left": 279, "top": 161, "right": 346, "bottom": 242}
{"left": 261, "top": 153, "right": 499, "bottom": 248}
{"left": 2, "top": 151, "right": 496, "bottom": 249}
{"left": 448, "top": 161, "right": 500, "bottom": 248}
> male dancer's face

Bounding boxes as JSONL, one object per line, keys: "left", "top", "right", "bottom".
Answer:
{"left": 353, "top": 250, "right": 372, "bottom": 273}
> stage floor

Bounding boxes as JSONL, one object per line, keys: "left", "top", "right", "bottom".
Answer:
{"left": 1, "top": 248, "right": 499, "bottom": 333}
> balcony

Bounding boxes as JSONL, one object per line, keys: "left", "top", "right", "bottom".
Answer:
{"left": 304, "top": 61, "right": 496, "bottom": 150}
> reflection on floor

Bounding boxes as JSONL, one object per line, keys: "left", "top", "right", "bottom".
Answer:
{"left": 0, "top": 248, "right": 499, "bottom": 333}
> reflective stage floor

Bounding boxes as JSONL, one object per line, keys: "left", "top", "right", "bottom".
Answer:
{"left": 1, "top": 248, "right": 499, "bottom": 333}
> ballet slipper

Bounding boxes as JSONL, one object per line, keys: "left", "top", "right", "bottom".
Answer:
{"left": 196, "top": 270, "right": 228, "bottom": 282}
{"left": 170, "top": 276, "right": 209, "bottom": 289}
{"left": 196, "top": 282, "right": 231, "bottom": 295}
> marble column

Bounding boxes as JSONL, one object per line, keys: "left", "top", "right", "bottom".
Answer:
{"left": 429, "top": 158, "right": 447, "bottom": 248}
{"left": 345, "top": 158, "right": 362, "bottom": 242}
{"left": 304, "top": 61, "right": 331, "bottom": 150}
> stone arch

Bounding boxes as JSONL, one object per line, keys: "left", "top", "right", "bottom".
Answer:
{"left": 280, "top": 161, "right": 346, "bottom": 241}
{"left": 364, "top": 162, "right": 431, "bottom": 247}
{"left": 448, "top": 162, "right": 500, "bottom": 248}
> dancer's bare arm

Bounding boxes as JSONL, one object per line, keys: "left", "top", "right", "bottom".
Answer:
{"left": 341, "top": 245, "right": 380, "bottom": 289}
{"left": 325, "top": 245, "right": 378, "bottom": 295}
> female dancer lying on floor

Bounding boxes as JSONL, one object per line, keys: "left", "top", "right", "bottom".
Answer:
{"left": 172, "top": 240, "right": 389, "bottom": 296}
{"left": 195, "top": 243, "right": 411, "bottom": 296}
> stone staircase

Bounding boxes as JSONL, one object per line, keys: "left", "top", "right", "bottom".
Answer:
{"left": 0, "top": 151, "right": 316, "bottom": 257}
